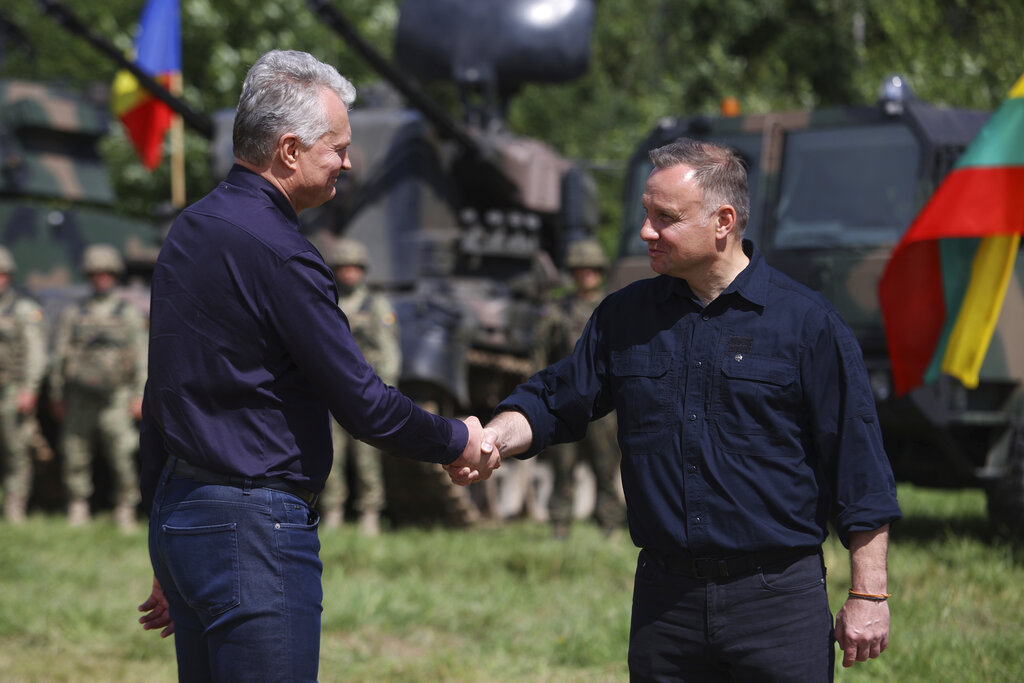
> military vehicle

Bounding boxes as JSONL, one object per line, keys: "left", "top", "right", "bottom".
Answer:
{"left": 0, "top": 79, "right": 161, "bottom": 300}
{"left": 304, "top": 0, "right": 597, "bottom": 414}
{"left": 299, "top": 0, "right": 600, "bottom": 524}
{"left": 612, "top": 79, "right": 1024, "bottom": 538}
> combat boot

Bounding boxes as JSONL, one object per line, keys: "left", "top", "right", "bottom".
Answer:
{"left": 358, "top": 511, "right": 380, "bottom": 537}
{"left": 67, "top": 499, "right": 91, "bottom": 526}
{"left": 115, "top": 503, "right": 138, "bottom": 532}
{"left": 4, "top": 495, "right": 27, "bottom": 525}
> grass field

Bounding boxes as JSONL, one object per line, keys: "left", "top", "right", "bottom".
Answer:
{"left": 1, "top": 483, "right": 1022, "bottom": 682}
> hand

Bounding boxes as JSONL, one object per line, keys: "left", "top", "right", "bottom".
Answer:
{"left": 130, "top": 396, "right": 144, "bottom": 421}
{"left": 443, "top": 416, "right": 500, "bottom": 485}
{"left": 835, "top": 596, "right": 890, "bottom": 667}
{"left": 16, "top": 390, "right": 37, "bottom": 415}
{"left": 138, "top": 575, "right": 175, "bottom": 638}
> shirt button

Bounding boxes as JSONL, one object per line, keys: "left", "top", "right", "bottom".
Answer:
{"left": 702, "top": 314, "right": 710, "bottom": 321}
{"left": 688, "top": 414, "right": 697, "bottom": 421}
{"left": 694, "top": 516, "right": 702, "bottom": 524}
{"left": 687, "top": 464, "right": 697, "bottom": 473}
{"left": 734, "top": 353, "right": 743, "bottom": 362}
{"left": 694, "top": 361, "right": 702, "bottom": 368}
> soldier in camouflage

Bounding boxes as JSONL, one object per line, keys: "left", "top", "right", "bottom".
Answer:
{"left": 320, "top": 238, "right": 402, "bottom": 535}
{"left": 0, "top": 247, "right": 47, "bottom": 524}
{"left": 49, "top": 244, "right": 147, "bottom": 530}
{"left": 534, "top": 239, "right": 625, "bottom": 539}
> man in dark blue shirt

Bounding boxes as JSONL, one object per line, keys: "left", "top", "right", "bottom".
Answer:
{"left": 136, "top": 50, "right": 498, "bottom": 682}
{"left": 475, "top": 139, "right": 901, "bottom": 681}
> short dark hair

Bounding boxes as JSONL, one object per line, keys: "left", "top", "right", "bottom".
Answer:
{"left": 649, "top": 138, "right": 750, "bottom": 233}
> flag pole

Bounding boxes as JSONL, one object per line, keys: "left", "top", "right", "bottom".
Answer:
{"left": 169, "top": 70, "right": 185, "bottom": 208}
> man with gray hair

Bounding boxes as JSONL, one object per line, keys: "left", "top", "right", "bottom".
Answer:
{"left": 475, "top": 138, "right": 901, "bottom": 680}
{"left": 137, "top": 50, "right": 498, "bottom": 681}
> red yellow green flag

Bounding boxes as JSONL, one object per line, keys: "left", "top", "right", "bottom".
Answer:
{"left": 880, "top": 73, "right": 1024, "bottom": 396}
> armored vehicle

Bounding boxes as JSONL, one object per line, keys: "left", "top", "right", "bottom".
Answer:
{"left": 612, "top": 81, "right": 1024, "bottom": 538}
{"left": 0, "top": 79, "right": 160, "bottom": 302}
{"left": 297, "top": 0, "right": 600, "bottom": 524}
{"left": 305, "top": 0, "right": 596, "bottom": 414}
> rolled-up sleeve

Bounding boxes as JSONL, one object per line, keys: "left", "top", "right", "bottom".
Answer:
{"left": 805, "top": 310, "right": 901, "bottom": 547}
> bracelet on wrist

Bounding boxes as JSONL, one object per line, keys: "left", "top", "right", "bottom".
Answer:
{"left": 847, "top": 589, "right": 891, "bottom": 602}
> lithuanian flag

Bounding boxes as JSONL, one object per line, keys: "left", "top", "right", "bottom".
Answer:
{"left": 110, "top": 0, "right": 181, "bottom": 170}
{"left": 880, "top": 73, "right": 1024, "bottom": 396}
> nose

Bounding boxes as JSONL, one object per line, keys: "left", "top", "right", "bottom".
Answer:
{"left": 640, "top": 216, "right": 657, "bottom": 242}
{"left": 340, "top": 150, "right": 352, "bottom": 171}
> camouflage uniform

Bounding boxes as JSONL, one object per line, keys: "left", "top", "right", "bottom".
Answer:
{"left": 49, "top": 245, "right": 147, "bottom": 527}
{"left": 534, "top": 240, "right": 625, "bottom": 538}
{"left": 0, "top": 247, "right": 47, "bottom": 523}
{"left": 321, "top": 240, "right": 401, "bottom": 534}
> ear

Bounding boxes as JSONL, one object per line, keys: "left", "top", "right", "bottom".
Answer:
{"left": 277, "top": 133, "right": 301, "bottom": 170}
{"left": 714, "top": 204, "right": 737, "bottom": 240}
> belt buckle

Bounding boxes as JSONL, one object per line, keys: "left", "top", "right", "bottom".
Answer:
{"left": 691, "top": 558, "right": 729, "bottom": 580}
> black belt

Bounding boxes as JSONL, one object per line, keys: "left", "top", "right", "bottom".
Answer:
{"left": 169, "top": 457, "right": 318, "bottom": 506}
{"left": 644, "top": 546, "right": 818, "bottom": 580}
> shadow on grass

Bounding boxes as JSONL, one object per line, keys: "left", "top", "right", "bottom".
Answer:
{"left": 889, "top": 513, "right": 1024, "bottom": 567}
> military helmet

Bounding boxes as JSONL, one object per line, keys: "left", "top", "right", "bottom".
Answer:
{"left": 81, "top": 244, "right": 125, "bottom": 274}
{"left": 0, "top": 246, "right": 16, "bottom": 274}
{"left": 565, "top": 239, "right": 608, "bottom": 270}
{"left": 327, "top": 238, "right": 369, "bottom": 268}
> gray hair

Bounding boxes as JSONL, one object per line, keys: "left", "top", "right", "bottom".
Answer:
{"left": 233, "top": 50, "right": 357, "bottom": 166}
{"left": 649, "top": 138, "right": 750, "bottom": 233}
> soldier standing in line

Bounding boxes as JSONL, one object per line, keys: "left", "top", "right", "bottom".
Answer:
{"left": 534, "top": 238, "right": 625, "bottom": 539}
{"left": 0, "top": 247, "right": 47, "bottom": 524}
{"left": 320, "top": 238, "right": 402, "bottom": 535}
{"left": 49, "top": 244, "right": 147, "bottom": 530}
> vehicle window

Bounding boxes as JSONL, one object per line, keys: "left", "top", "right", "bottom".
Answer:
{"left": 772, "top": 124, "right": 920, "bottom": 249}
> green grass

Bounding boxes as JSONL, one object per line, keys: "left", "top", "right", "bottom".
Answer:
{"left": 1, "top": 484, "right": 1023, "bottom": 681}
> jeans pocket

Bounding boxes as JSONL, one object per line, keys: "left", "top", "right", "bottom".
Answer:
{"left": 162, "top": 522, "right": 241, "bottom": 617}
{"left": 277, "top": 501, "right": 320, "bottom": 529}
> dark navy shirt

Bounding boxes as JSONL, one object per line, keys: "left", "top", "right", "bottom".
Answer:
{"left": 139, "top": 165, "right": 467, "bottom": 501}
{"left": 498, "top": 241, "right": 900, "bottom": 555}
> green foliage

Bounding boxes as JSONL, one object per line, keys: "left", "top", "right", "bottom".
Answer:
{"left": 1, "top": 485, "right": 1023, "bottom": 681}
{"left": 857, "top": 0, "right": 1023, "bottom": 109}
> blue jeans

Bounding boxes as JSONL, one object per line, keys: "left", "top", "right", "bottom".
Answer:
{"left": 149, "top": 462, "right": 323, "bottom": 682}
{"left": 628, "top": 549, "right": 835, "bottom": 682}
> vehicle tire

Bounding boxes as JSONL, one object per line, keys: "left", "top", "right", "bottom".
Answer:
{"left": 986, "top": 426, "right": 1024, "bottom": 541}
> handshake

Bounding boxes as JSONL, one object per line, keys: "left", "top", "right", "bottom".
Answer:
{"left": 443, "top": 416, "right": 503, "bottom": 486}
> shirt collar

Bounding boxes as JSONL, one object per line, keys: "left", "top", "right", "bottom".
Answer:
{"left": 226, "top": 164, "right": 300, "bottom": 226}
{"left": 661, "top": 239, "right": 768, "bottom": 309}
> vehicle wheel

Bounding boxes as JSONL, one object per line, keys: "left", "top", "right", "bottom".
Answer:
{"left": 986, "top": 426, "right": 1024, "bottom": 541}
